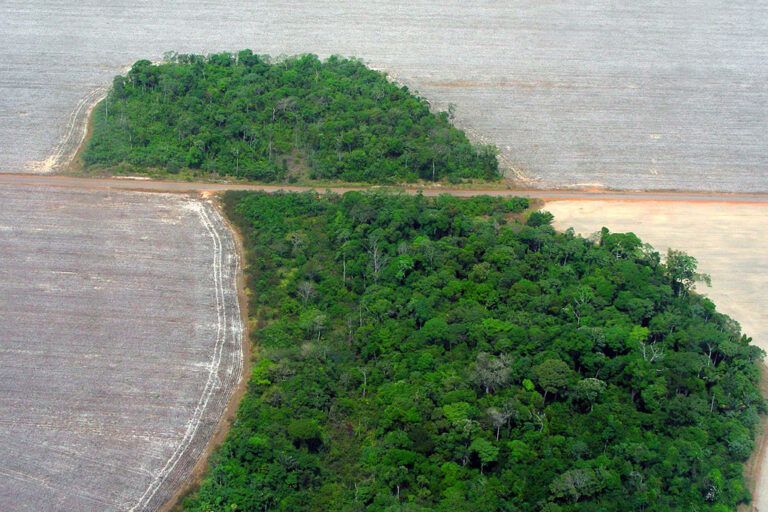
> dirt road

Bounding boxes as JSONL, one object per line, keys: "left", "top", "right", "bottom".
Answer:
{"left": 1, "top": 173, "right": 767, "bottom": 204}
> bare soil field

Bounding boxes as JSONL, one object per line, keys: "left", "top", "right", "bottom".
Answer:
{"left": 544, "top": 199, "right": 768, "bottom": 510}
{"left": 0, "top": 184, "right": 243, "bottom": 511}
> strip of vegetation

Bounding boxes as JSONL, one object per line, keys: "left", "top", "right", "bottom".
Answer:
{"left": 184, "top": 191, "right": 763, "bottom": 511}
{"left": 82, "top": 52, "right": 500, "bottom": 184}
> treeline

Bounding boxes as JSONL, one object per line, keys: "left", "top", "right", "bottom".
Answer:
{"left": 83, "top": 51, "right": 500, "bottom": 183}
{"left": 184, "top": 191, "right": 763, "bottom": 511}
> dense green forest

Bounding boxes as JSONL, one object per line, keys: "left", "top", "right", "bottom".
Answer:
{"left": 184, "top": 191, "right": 763, "bottom": 511}
{"left": 83, "top": 52, "right": 499, "bottom": 183}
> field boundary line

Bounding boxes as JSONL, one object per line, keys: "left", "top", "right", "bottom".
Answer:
{"left": 130, "top": 200, "right": 233, "bottom": 511}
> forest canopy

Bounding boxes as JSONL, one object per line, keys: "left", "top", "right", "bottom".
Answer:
{"left": 183, "top": 191, "right": 763, "bottom": 512}
{"left": 82, "top": 51, "right": 500, "bottom": 183}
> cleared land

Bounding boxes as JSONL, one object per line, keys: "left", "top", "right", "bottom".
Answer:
{"left": 2, "top": 1, "right": 767, "bottom": 190}
{"left": 544, "top": 199, "right": 768, "bottom": 511}
{"left": 0, "top": 185, "right": 243, "bottom": 511}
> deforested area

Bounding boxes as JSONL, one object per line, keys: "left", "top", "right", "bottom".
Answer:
{"left": 0, "top": 185, "right": 243, "bottom": 511}
{"left": 82, "top": 52, "right": 500, "bottom": 184}
{"left": 184, "top": 191, "right": 763, "bottom": 511}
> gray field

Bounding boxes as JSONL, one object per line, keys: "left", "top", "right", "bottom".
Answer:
{"left": 0, "top": 185, "right": 242, "bottom": 511}
{"left": 2, "top": 0, "right": 767, "bottom": 190}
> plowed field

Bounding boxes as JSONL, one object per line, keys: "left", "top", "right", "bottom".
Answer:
{"left": 0, "top": 185, "right": 243, "bottom": 511}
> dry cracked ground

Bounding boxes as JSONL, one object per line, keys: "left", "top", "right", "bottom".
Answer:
{"left": 0, "top": 185, "right": 243, "bottom": 511}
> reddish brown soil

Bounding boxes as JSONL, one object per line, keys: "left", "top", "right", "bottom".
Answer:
{"left": 2, "top": 173, "right": 767, "bottom": 205}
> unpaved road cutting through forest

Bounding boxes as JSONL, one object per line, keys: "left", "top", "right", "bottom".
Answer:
{"left": 1, "top": 173, "right": 768, "bottom": 203}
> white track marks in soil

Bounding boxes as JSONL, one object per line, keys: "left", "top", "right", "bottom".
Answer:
{"left": 27, "top": 86, "right": 107, "bottom": 174}
{"left": 0, "top": 186, "right": 244, "bottom": 512}
{"left": 132, "top": 199, "right": 244, "bottom": 512}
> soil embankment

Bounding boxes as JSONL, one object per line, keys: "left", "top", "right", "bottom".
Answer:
{"left": 741, "top": 364, "right": 768, "bottom": 512}
{"left": 159, "top": 196, "right": 252, "bottom": 512}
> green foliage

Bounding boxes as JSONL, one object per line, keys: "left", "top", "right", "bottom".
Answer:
{"left": 534, "top": 359, "right": 572, "bottom": 399}
{"left": 287, "top": 419, "right": 324, "bottom": 450}
{"left": 84, "top": 52, "right": 500, "bottom": 183}
{"left": 184, "top": 192, "right": 763, "bottom": 511}
{"left": 666, "top": 248, "right": 712, "bottom": 296}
